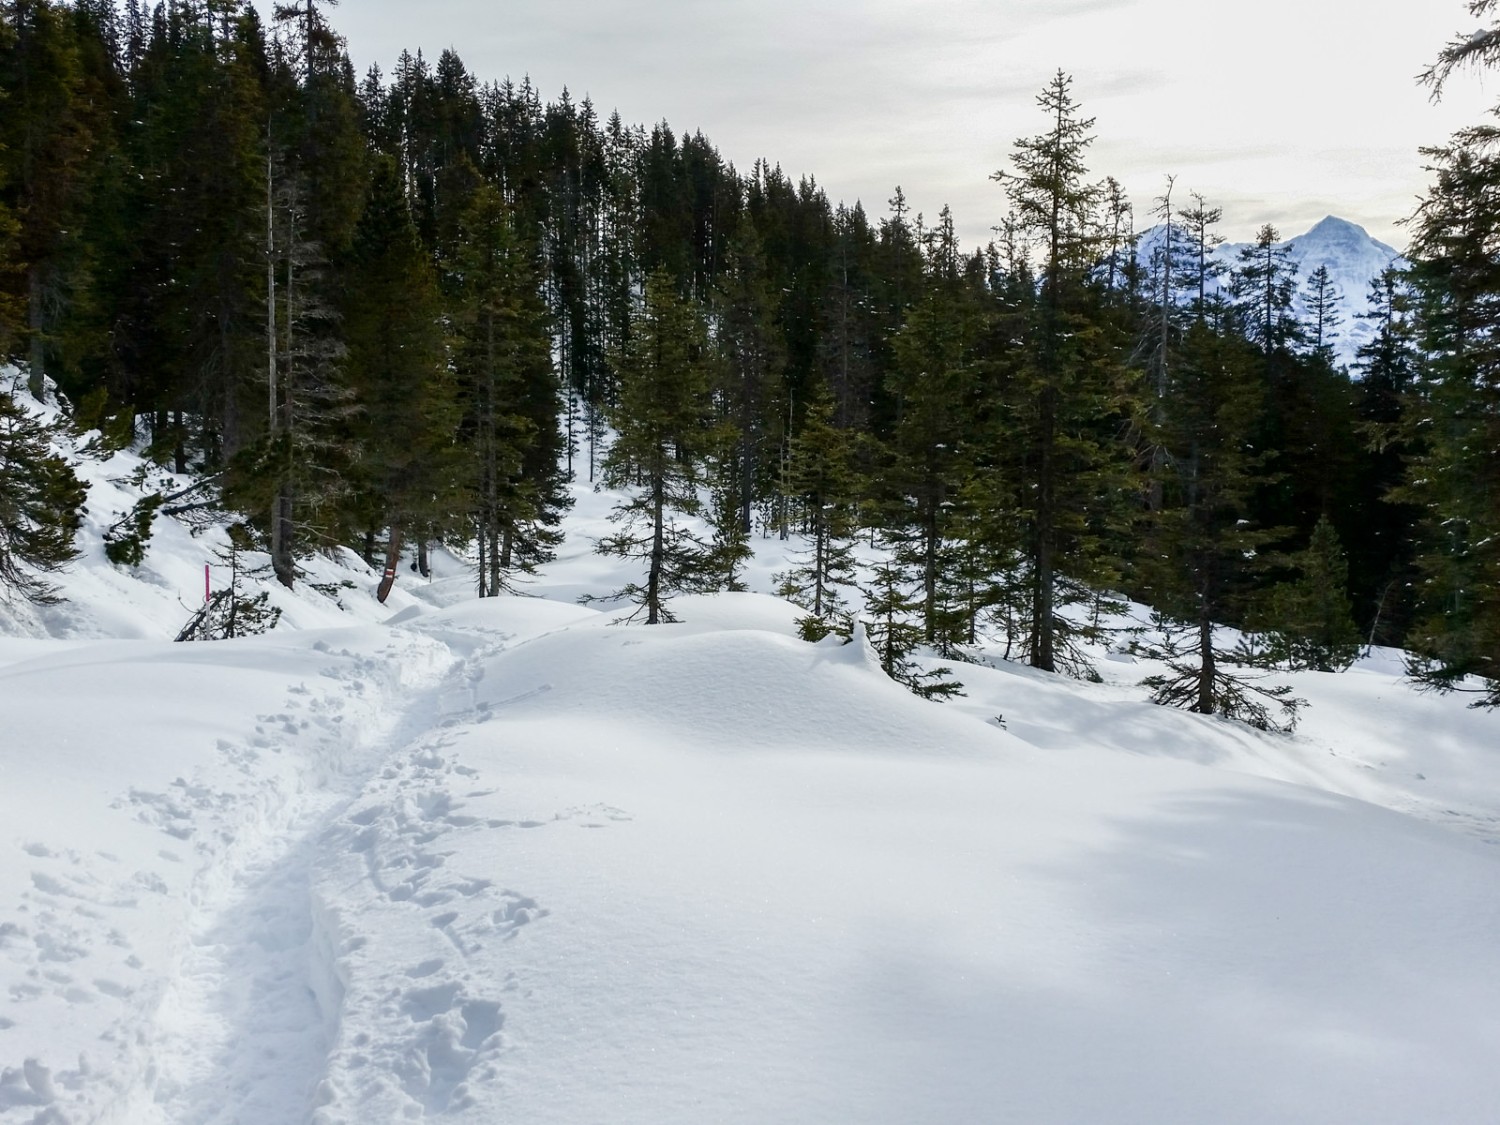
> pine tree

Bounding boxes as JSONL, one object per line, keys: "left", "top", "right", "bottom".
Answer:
{"left": 448, "top": 179, "right": 560, "bottom": 597}
{"left": 341, "top": 154, "right": 464, "bottom": 602}
{"left": 777, "top": 380, "right": 859, "bottom": 637}
{"left": 1350, "top": 267, "right": 1420, "bottom": 643}
{"left": 0, "top": 0, "right": 104, "bottom": 398}
{"left": 1252, "top": 516, "right": 1361, "bottom": 672}
{"left": 1303, "top": 264, "right": 1343, "bottom": 363}
{"left": 1137, "top": 318, "right": 1303, "bottom": 730}
{"left": 0, "top": 381, "right": 85, "bottom": 604}
{"left": 883, "top": 260, "right": 981, "bottom": 654}
{"left": 992, "top": 71, "right": 1139, "bottom": 674}
{"left": 1398, "top": 124, "right": 1500, "bottom": 705}
{"left": 175, "top": 523, "right": 282, "bottom": 641}
{"left": 712, "top": 226, "right": 785, "bottom": 539}
{"left": 860, "top": 541, "right": 963, "bottom": 699}
{"left": 596, "top": 269, "right": 714, "bottom": 623}
{"left": 1179, "top": 192, "right": 1226, "bottom": 320}
{"left": 107, "top": 3, "right": 268, "bottom": 466}
{"left": 1231, "top": 224, "right": 1301, "bottom": 355}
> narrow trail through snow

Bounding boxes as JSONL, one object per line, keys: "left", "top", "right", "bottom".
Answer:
{"left": 102, "top": 620, "right": 523, "bottom": 1125}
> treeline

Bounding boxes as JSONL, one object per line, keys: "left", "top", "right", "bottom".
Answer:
{"left": 0, "top": 0, "right": 1496, "bottom": 715}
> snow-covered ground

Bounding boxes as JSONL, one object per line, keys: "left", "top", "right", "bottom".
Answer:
{"left": 3, "top": 373, "right": 1499, "bottom": 1124}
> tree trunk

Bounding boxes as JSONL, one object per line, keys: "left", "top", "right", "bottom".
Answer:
{"left": 1032, "top": 384, "right": 1058, "bottom": 672}
{"left": 647, "top": 470, "right": 665, "bottom": 624}
{"left": 27, "top": 267, "right": 45, "bottom": 400}
{"left": 1196, "top": 610, "right": 1215, "bottom": 715}
{"left": 271, "top": 483, "right": 295, "bottom": 588}
{"left": 377, "top": 522, "right": 403, "bottom": 603}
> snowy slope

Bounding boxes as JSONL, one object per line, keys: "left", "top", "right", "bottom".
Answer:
{"left": 3, "top": 374, "right": 1500, "bottom": 1123}
{"left": 1135, "top": 215, "right": 1405, "bottom": 370}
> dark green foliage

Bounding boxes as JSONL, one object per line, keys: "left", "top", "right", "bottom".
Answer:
{"left": 447, "top": 179, "right": 564, "bottom": 596}
{"left": 991, "top": 72, "right": 1142, "bottom": 675}
{"left": 0, "top": 1, "right": 1477, "bottom": 717}
{"left": 1397, "top": 121, "right": 1500, "bottom": 706}
{"left": 1250, "top": 517, "right": 1362, "bottom": 672}
{"left": 1231, "top": 224, "right": 1301, "bottom": 355}
{"left": 0, "top": 385, "right": 85, "bottom": 604}
{"left": 341, "top": 153, "right": 464, "bottom": 599}
{"left": 776, "top": 382, "right": 859, "bottom": 634}
{"left": 595, "top": 269, "right": 715, "bottom": 623}
{"left": 102, "top": 491, "right": 162, "bottom": 567}
{"left": 0, "top": 0, "right": 108, "bottom": 398}
{"left": 1134, "top": 315, "right": 1291, "bottom": 725}
{"left": 860, "top": 546, "right": 964, "bottom": 700}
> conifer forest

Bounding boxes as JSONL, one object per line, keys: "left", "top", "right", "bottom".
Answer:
{"left": 2, "top": 0, "right": 1498, "bottom": 718}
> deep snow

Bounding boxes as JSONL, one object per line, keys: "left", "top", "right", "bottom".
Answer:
{"left": 2, "top": 371, "right": 1499, "bottom": 1124}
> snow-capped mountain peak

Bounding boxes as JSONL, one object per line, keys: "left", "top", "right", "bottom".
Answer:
{"left": 1133, "top": 215, "right": 1406, "bottom": 370}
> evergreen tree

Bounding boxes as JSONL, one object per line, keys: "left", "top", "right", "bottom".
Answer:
{"left": 0, "top": 381, "right": 85, "bottom": 604}
{"left": 777, "top": 380, "right": 859, "bottom": 637}
{"left": 992, "top": 71, "right": 1139, "bottom": 674}
{"left": 175, "top": 523, "right": 282, "bottom": 641}
{"left": 1398, "top": 123, "right": 1500, "bottom": 705}
{"left": 1303, "top": 264, "right": 1343, "bottom": 363}
{"left": 1231, "top": 224, "right": 1301, "bottom": 355}
{"left": 341, "top": 153, "right": 463, "bottom": 602}
{"left": 883, "top": 260, "right": 981, "bottom": 654}
{"left": 0, "top": 0, "right": 104, "bottom": 397}
{"left": 859, "top": 542, "right": 963, "bottom": 699}
{"left": 1252, "top": 515, "right": 1361, "bottom": 672}
{"left": 596, "top": 269, "right": 714, "bottom": 623}
{"left": 1350, "top": 267, "right": 1420, "bottom": 643}
{"left": 448, "top": 179, "right": 559, "bottom": 597}
{"left": 1179, "top": 192, "right": 1226, "bottom": 320}
{"left": 1137, "top": 318, "right": 1302, "bottom": 730}
{"left": 107, "top": 3, "right": 267, "bottom": 466}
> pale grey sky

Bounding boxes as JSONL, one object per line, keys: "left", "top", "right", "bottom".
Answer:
{"left": 296, "top": 0, "right": 1494, "bottom": 250}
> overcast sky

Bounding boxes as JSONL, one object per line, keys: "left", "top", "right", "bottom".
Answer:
{"left": 294, "top": 0, "right": 1495, "bottom": 251}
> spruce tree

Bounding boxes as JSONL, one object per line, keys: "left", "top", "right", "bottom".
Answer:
{"left": 0, "top": 382, "right": 85, "bottom": 604}
{"left": 1350, "top": 267, "right": 1420, "bottom": 643}
{"left": 596, "top": 269, "right": 714, "bottom": 623}
{"left": 777, "top": 380, "right": 859, "bottom": 638}
{"left": 1399, "top": 124, "right": 1500, "bottom": 705}
{"left": 0, "top": 0, "right": 103, "bottom": 398}
{"left": 860, "top": 542, "right": 963, "bottom": 699}
{"left": 1231, "top": 224, "right": 1301, "bottom": 355}
{"left": 884, "top": 261, "right": 981, "bottom": 655}
{"left": 448, "top": 179, "right": 559, "bottom": 597}
{"left": 1303, "top": 264, "right": 1343, "bottom": 363}
{"left": 1253, "top": 516, "right": 1361, "bottom": 672}
{"left": 992, "top": 71, "right": 1139, "bottom": 674}
{"left": 341, "top": 154, "right": 463, "bottom": 602}
{"left": 1137, "top": 318, "right": 1302, "bottom": 730}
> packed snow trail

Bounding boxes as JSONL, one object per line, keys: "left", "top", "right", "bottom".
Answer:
{"left": 125, "top": 613, "right": 565, "bottom": 1125}
{"left": 0, "top": 622, "right": 462, "bottom": 1124}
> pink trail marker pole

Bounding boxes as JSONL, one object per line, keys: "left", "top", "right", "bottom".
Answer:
{"left": 205, "top": 564, "right": 211, "bottom": 605}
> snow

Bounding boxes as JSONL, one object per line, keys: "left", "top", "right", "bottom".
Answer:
{"left": 3, "top": 373, "right": 1500, "bottom": 1123}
